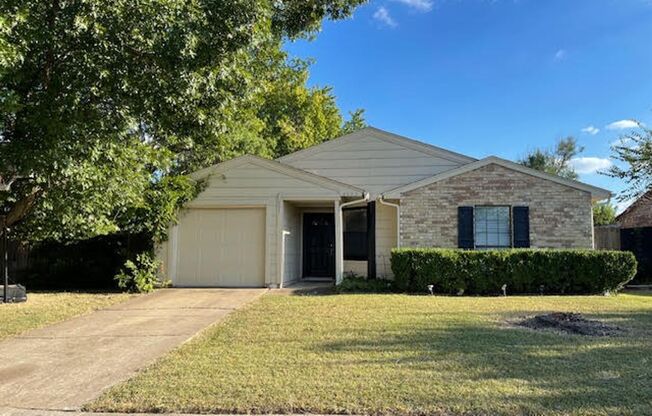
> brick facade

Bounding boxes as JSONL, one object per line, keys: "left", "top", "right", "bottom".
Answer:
{"left": 617, "top": 190, "right": 652, "bottom": 229}
{"left": 400, "top": 163, "right": 594, "bottom": 249}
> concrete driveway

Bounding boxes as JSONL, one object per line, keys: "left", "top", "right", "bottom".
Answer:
{"left": 0, "top": 288, "right": 265, "bottom": 412}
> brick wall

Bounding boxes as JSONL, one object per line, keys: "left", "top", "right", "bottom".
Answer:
{"left": 617, "top": 191, "right": 652, "bottom": 229}
{"left": 400, "top": 163, "right": 594, "bottom": 249}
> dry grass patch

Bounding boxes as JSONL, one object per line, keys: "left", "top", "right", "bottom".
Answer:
{"left": 88, "top": 292, "right": 652, "bottom": 416}
{"left": 0, "top": 291, "right": 133, "bottom": 340}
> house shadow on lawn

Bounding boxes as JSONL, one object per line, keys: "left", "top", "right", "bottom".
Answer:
{"left": 277, "top": 281, "right": 336, "bottom": 296}
{"left": 312, "top": 312, "right": 652, "bottom": 415}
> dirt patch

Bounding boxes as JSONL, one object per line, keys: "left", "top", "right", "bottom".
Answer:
{"left": 515, "top": 312, "right": 624, "bottom": 336}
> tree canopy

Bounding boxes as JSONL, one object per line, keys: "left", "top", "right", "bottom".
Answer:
{"left": 519, "top": 136, "right": 624, "bottom": 225}
{"left": 607, "top": 123, "right": 652, "bottom": 201}
{"left": 518, "top": 137, "right": 583, "bottom": 180}
{"left": 592, "top": 202, "right": 616, "bottom": 226}
{"left": 0, "top": 0, "right": 366, "bottom": 242}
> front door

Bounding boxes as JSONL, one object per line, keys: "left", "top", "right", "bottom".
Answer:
{"left": 303, "top": 213, "right": 335, "bottom": 278}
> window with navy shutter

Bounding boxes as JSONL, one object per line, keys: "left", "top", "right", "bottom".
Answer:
{"left": 458, "top": 206, "right": 474, "bottom": 249}
{"left": 512, "top": 206, "right": 530, "bottom": 248}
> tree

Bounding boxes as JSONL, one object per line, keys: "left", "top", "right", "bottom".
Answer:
{"left": 592, "top": 202, "right": 616, "bottom": 226}
{"left": 341, "top": 109, "right": 367, "bottom": 135}
{"left": 253, "top": 54, "right": 365, "bottom": 158}
{"left": 518, "top": 137, "right": 583, "bottom": 180}
{"left": 606, "top": 123, "right": 652, "bottom": 201}
{"left": 0, "top": 0, "right": 365, "bottom": 242}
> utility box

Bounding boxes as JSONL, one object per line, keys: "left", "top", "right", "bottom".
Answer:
{"left": 1, "top": 284, "right": 27, "bottom": 303}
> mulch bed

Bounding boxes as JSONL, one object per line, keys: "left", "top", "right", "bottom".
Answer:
{"left": 515, "top": 312, "right": 624, "bottom": 336}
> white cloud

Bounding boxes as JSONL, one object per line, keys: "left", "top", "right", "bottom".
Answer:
{"left": 393, "top": 0, "right": 434, "bottom": 12}
{"left": 554, "top": 49, "right": 567, "bottom": 61}
{"left": 373, "top": 6, "right": 397, "bottom": 27}
{"left": 581, "top": 125, "right": 600, "bottom": 135}
{"left": 569, "top": 157, "right": 613, "bottom": 174}
{"left": 606, "top": 119, "right": 639, "bottom": 130}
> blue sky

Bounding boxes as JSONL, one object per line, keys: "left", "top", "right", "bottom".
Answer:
{"left": 284, "top": 0, "right": 652, "bottom": 209}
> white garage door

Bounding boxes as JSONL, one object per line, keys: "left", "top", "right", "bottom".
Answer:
{"left": 175, "top": 208, "right": 266, "bottom": 287}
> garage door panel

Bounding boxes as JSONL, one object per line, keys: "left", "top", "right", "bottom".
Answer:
{"left": 175, "top": 208, "right": 265, "bottom": 287}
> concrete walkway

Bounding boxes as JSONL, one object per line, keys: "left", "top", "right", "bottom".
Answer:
{"left": 0, "top": 289, "right": 265, "bottom": 412}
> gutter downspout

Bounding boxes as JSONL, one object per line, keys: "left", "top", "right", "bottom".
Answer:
{"left": 379, "top": 196, "right": 400, "bottom": 248}
{"left": 340, "top": 192, "right": 370, "bottom": 210}
{"left": 336, "top": 192, "right": 369, "bottom": 284}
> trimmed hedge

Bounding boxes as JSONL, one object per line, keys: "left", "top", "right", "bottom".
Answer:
{"left": 391, "top": 248, "right": 637, "bottom": 295}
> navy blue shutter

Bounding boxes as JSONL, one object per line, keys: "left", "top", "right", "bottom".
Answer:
{"left": 513, "top": 206, "right": 530, "bottom": 248}
{"left": 458, "top": 206, "right": 474, "bottom": 249}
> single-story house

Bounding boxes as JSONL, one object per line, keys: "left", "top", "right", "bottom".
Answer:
{"left": 158, "top": 127, "right": 611, "bottom": 288}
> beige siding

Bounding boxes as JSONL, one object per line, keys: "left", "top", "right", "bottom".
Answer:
{"left": 282, "top": 135, "right": 465, "bottom": 195}
{"left": 162, "top": 161, "right": 344, "bottom": 287}
{"left": 282, "top": 202, "right": 301, "bottom": 285}
{"left": 189, "top": 162, "right": 345, "bottom": 204}
{"left": 376, "top": 201, "right": 398, "bottom": 278}
{"left": 344, "top": 260, "right": 367, "bottom": 277}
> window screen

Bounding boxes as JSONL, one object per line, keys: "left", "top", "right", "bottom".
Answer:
{"left": 343, "top": 208, "right": 368, "bottom": 260}
{"left": 474, "top": 206, "right": 511, "bottom": 248}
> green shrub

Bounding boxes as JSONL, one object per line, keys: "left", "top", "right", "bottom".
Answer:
{"left": 114, "top": 252, "right": 160, "bottom": 293}
{"left": 391, "top": 248, "right": 637, "bottom": 295}
{"left": 337, "top": 276, "right": 395, "bottom": 293}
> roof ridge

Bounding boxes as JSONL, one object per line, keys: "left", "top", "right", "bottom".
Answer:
{"left": 383, "top": 156, "right": 611, "bottom": 199}
{"left": 277, "top": 126, "right": 476, "bottom": 164}
{"left": 189, "top": 154, "right": 365, "bottom": 194}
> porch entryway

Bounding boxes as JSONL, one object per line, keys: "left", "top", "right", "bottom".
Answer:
{"left": 279, "top": 196, "right": 398, "bottom": 288}
{"left": 302, "top": 213, "right": 335, "bottom": 278}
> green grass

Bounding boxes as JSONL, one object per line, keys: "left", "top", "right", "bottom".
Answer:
{"left": 88, "top": 292, "right": 652, "bottom": 416}
{"left": 0, "top": 291, "right": 133, "bottom": 341}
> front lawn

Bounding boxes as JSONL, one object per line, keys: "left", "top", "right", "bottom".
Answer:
{"left": 0, "top": 291, "right": 133, "bottom": 341}
{"left": 88, "top": 292, "right": 652, "bottom": 416}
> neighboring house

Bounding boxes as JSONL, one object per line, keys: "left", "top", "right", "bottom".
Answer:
{"left": 616, "top": 190, "right": 652, "bottom": 229}
{"left": 158, "top": 127, "right": 611, "bottom": 288}
{"left": 616, "top": 190, "right": 652, "bottom": 283}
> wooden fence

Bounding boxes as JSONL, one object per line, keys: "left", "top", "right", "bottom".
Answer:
{"left": 594, "top": 225, "right": 621, "bottom": 250}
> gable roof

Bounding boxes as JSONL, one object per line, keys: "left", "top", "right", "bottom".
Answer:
{"left": 277, "top": 126, "right": 477, "bottom": 165}
{"left": 616, "top": 189, "right": 652, "bottom": 222}
{"left": 189, "top": 154, "right": 365, "bottom": 196}
{"left": 383, "top": 156, "right": 612, "bottom": 200}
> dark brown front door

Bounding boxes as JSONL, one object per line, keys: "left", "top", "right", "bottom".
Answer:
{"left": 303, "top": 213, "right": 335, "bottom": 278}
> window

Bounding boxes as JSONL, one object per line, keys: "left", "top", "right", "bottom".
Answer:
{"left": 343, "top": 207, "right": 368, "bottom": 260}
{"left": 474, "top": 206, "right": 511, "bottom": 248}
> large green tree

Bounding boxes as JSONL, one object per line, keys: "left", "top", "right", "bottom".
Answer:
{"left": 592, "top": 202, "right": 616, "bottom": 226}
{"left": 520, "top": 136, "right": 621, "bottom": 225}
{"left": 607, "top": 123, "right": 652, "bottom": 201}
{"left": 518, "top": 136, "right": 583, "bottom": 180}
{"left": 0, "top": 0, "right": 366, "bottom": 242}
